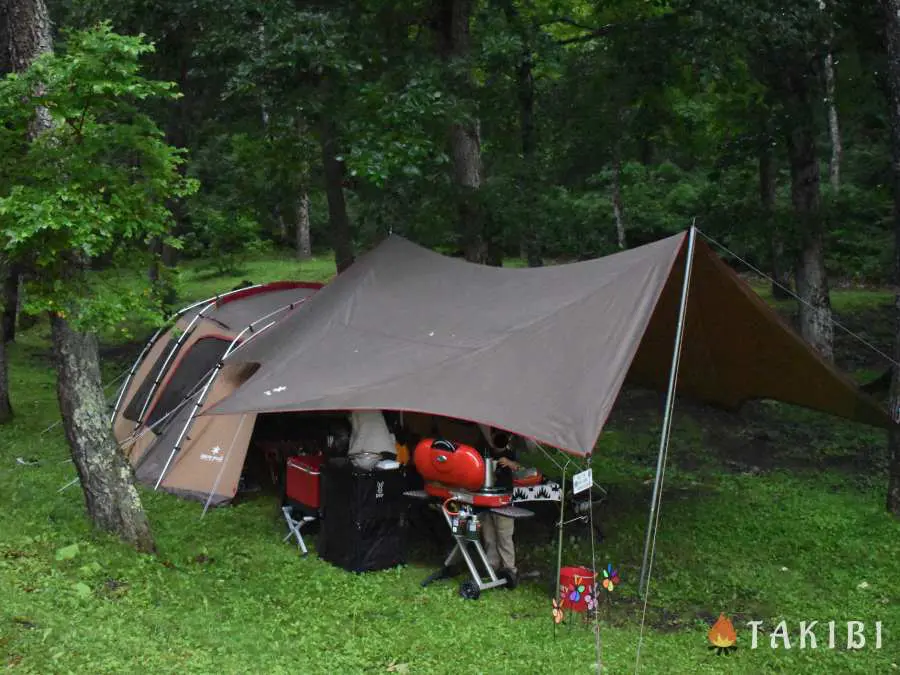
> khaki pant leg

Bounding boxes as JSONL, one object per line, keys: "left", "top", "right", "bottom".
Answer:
{"left": 481, "top": 512, "right": 500, "bottom": 569}
{"left": 493, "top": 514, "right": 516, "bottom": 572}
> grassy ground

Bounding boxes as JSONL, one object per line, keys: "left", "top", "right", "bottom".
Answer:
{"left": 1, "top": 254, "right": 899, "bottom": 674}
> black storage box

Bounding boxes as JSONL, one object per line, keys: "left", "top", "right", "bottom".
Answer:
{"left": 318, "top": 459, "right": 409, "bottom": 572}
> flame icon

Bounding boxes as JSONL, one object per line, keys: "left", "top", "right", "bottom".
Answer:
{"left": 708, "top": 613, "right": 737, "bottom": 655}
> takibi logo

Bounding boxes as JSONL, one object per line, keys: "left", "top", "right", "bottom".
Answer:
{"left": 708, "top": 614, "right": 738, "bottom": 655}
{"left": 707, "top": 614, "right": 885, "bottom": 654}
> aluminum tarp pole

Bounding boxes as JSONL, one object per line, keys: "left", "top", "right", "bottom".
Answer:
{"left": 638, "top": 226, "right": 697, "bottom": 597}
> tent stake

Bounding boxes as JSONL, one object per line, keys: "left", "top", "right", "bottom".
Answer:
{"left": 638, "top": 225, "right": 697, "bottom": 598}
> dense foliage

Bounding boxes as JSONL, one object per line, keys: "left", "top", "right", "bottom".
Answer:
{"left": 0, "top": 24, "right": 196, "bottom": 331}
{"left": 36, "top": 0, "right": 890, "bottom": 280}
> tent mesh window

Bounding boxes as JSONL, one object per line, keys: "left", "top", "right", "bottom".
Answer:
{"left": 123, "top": 337, "right": 181, "bottom": 422}
{"left": 144, "top": 337, "right": 231, "bottom": 429}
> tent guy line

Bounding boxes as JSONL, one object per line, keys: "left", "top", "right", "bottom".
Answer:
{"left": 697, "top": 228, "right": 899, "bottom": 370}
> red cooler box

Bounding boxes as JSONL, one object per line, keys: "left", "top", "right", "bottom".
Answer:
{"left": 286, "top": 455, "right": 324, "bottom": 512}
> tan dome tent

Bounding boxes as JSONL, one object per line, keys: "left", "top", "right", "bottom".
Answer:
{"left": 112, "top": 281, "right": 324, "bottom": 505}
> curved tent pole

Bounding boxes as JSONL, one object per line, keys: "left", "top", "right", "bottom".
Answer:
{"left": 152, "top": 300, "right": 305, "bottom": 491}
{"left": 130, "top": 303, "right": 216, "bottom": 431}
{"left": 637, "top": 226, "right": 697, "bottom": 598}
{"left": 110, "top": 284, "right": 270, "bottom": 425}
{"left": 110, "top": 324, "right": 167, "bottom": 424}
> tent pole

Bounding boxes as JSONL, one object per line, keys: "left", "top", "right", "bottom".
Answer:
{"left": 638, "top": 226, "right": 697, "bottom": 598}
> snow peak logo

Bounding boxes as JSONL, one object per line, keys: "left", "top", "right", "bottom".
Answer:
{"left": 200, "top": 446, "right": 224, "bottom": 463}
{"left": 376, "top": 481, "right": 384, "bottom": 499}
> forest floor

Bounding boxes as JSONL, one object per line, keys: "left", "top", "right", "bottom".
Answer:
{"left": 1, "top": 251, "right": 899, "bottom": 674}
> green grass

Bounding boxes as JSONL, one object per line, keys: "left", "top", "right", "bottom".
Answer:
{"left": 174, "top": 250, "right": 338, "bottom": 303}
{"left": 2, "top": 257, "right": 900, "bottom": 673}
{"left": 748, "top": 280, "right": 894, "bottom": 313}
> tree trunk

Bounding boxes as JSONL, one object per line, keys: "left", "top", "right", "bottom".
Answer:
{"left": 276, "top": 207, "right": 289, "bottom": 245}
{"left": 51, "top": 313, "right": 155, "bottom": 552}
{"left": 879, "top": 0, "right": 900, "bottom": 517}
{"left": 3, "top": 262, "right": 19, "bottom": 342}
{"left": 320, "top": 119, "right": 354, "bottom": 273}
{"left": 822, "top": 0, "right": 841, "bottom": 193}
{"left": 517, "top": 40, "right": 541, "bottom": 266}
{"left": 434, "top": 0, "right": 486, "bottom": 263}
{"left": 501, "top": 0, "right": 541, "bottom": 266}
{"left": 759, "top": 139, "right": 791, "bottom": 300}
{"left": 148, "top": 239, "right": 177, "bottom": 315}
{"left": 296, "top": 190, "right": 311, "bottom": 259}
{"left": 612, "top": 154, "right": 627, "bottom": 250}
{"left": 824, "top": 50, "right": 842, "bottom": 192}
{"left": 450, "top": 121, "right": 486, "bottom": 263}
{"left": 784, "top": 78, "right": 833, "bottom": 360}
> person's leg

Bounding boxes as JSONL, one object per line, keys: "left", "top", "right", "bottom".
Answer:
{"left": 494, "top": 516, "right": 516, "bottom": 573}
{"left": 481, "top": 512, "right": 501, "bottom": 570}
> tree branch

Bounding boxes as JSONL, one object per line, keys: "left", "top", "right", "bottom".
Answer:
{"left": 555, "top": 23, "right": 616, "bottom": 45}
{"left": 544, "top": 11, "right": 682, "bottom": 46}
{"left": 544, "top": 17, "right": 599, "bottom": 32}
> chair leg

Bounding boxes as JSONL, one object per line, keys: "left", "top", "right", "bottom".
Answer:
{"left": 282, "top": 505, "right": 311, "bottom": 556}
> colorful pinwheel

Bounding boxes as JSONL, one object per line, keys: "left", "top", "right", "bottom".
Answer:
{"left": 552, "top": 598, "right": 565, "bottom": 624}
{"left": 568, "top": 583, "right": 586, "bottom": 603}
{"left": 602, "top": 563, "right": 620, "bottom": 592}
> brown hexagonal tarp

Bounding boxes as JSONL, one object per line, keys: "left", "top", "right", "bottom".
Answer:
{"left": 205, "top": 231, "right": 890, "bottom": 457}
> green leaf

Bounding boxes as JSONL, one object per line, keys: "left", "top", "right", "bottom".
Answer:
{"left": 78, "top": 561, "right": 102, "bottom": 576}
{"left": 73, "top": 582, "right": 92, "bottom": 598}
{"left": 55, "top": 544, "right": 80, "bottom": 561}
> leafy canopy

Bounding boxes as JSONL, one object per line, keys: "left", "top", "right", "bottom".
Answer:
{"left": 0, "top": 23, "right": 197, "bottom": 330}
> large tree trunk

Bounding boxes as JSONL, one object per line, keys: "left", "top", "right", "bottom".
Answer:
{"left": 759, "top": 138, "right": 791, "bottom": 300}
{"left": 784, "top": 76, "right": 833, "bottom": 360}
{"left": 51, "top": 314, "right": 155, "bottom": 551}
{"left": 879, "top": 0, "right": 900, "bottom": 517}
{"left": 320, "top": 119, "right": 354, "bottom": 273}
{"left": 434, "top": 0, "right": 486, "bottom": 263}
{"left": 296, "top": 190, "right": 311, "bottom": 259}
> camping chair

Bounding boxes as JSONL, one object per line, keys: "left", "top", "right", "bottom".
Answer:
{"left": 281, "top": 505, "right": 316, "bottom": 555}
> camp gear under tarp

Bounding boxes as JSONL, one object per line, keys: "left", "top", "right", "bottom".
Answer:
{"left": 111, "top": 281, "right": 323, "bottom": 503}
{"left": 206, "top": 231, "right": 889, "bottom": 457}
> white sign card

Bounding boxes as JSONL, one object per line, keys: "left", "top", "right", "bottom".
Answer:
{"left": 572, "top": 468, "right": 593, "bottom": 495}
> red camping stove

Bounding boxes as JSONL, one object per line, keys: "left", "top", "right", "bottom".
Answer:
{"left": 413, "top": 438, "right": 512, "bottom": 508}
{"left": 407, "top": 438, "right": 542, "bottom": 600}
